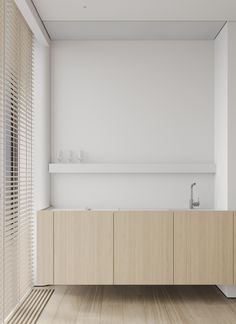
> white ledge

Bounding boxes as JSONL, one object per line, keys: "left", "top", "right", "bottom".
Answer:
{"left": 49, "top": 163, "right": 216, "bottom": 174}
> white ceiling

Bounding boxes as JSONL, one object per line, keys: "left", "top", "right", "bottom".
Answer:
{"left": 45, "top": 21, "right": 225, "bottom": 41}
{"left": 32, "top": 0, "right": 233, "bottom": 40}
{"left": 33, "top": 0, "right": 236, "bottom": 21}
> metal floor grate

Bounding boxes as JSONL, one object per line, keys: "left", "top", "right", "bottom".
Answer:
{"left": 6, "top": 288, "right": 54, "bottom": 324}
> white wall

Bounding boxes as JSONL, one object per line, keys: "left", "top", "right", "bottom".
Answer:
{"left": 34, "top": 38, "right": 51, "bottom": 211}
{"left": 51, "top": 40, "right": 214, "bottom": 209}
{"left": 214, "top": 22, "right": 236, "bottom": 210}
{"left": 227, "top": 22, "right": 236, "bottom": 209}
{"left": 214, "top": 24, "right": 228, "bottom": 210}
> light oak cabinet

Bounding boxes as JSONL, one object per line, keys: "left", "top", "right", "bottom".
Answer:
{"left": 174, "top": 211, "right": 234, "bottom": 285}
{"left": 37, "top": 209, "right": 235, "bottom": 285}
{"left": 114, "top": 211, "right": 174, "bottom": 284}
{"left": 37, "top": 210, "right": 54, "bottom": 285}
{"left": 234, "top": 212, "right": 236, "bottom": 284}
{"left": 54, "top": 211, "right": 113, "bottom": 285}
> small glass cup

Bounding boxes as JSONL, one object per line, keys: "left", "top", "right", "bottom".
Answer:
{"left": 56, "top": 150, "right": 64, "bottom": 163}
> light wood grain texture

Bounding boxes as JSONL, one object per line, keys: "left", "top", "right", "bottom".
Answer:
{"left": 114, "top": 211, "right": 173, "bottom": 284}
{"left": 37, "top": 285, "right": 236, "bottom": 324}
{"left": 54, "top": 211, "right": 113, "bottom": 285}
{"left": 37, "top": 210, "right": 54, "bottom": 285}
{"left": 174, "top": 211, "right": 234, "bottom": 284}
{"left": 234, "top": 212, "right": 236, "bottom": 284}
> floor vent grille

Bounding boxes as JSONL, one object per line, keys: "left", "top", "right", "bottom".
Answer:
{"left": 7, "top": 288, "right": 54, "bottom": 324}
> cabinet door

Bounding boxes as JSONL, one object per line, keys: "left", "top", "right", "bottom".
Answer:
{"left": 114, "top": 211, "right": 173, "bottom": 284}
{"left": 234, "top": 213, "right": 236, "bottom": 284}
{"left": 54, "top": 211, "right": 113, "bottom": 285}
{"left": 37, "top": 210, "right": 54, "bottom": 285}
{"left": 174, "top": 211, "right": 233, "bottom": 284}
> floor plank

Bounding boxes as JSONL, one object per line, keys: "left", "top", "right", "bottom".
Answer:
{"left": 37, "top": 286, "right": 236, "bottom": 324}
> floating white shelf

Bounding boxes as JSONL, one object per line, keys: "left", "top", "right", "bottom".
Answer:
{"left": 49, "top": 163, "right": 216, "bottom": 174}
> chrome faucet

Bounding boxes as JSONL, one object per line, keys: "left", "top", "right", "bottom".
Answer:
{"left": 189, "top": 182, "right": 200, "bottom": 209}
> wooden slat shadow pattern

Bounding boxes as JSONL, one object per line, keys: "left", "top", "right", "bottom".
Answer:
{"left": 7, "top": 288, "right": 54, "bottom": 324}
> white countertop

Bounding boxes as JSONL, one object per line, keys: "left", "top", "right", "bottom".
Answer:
{"left": 45, "top": 207, "right": 228, "bottom": 212}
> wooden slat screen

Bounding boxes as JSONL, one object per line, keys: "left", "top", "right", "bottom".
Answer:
{"left": 0, "top": 0, "right": 33, "bottom": 321}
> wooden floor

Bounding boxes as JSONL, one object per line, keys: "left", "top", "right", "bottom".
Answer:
{"left": 37, "top": 285, "right": 236, "bottom": 324}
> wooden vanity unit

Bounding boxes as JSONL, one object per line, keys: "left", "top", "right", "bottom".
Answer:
{"left": 37, "top": 209, "right": 235, "bottom": 285}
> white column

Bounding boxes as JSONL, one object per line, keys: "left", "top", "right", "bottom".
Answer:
{"left": 214, "top": 23, "right": 228, "bottom": 210}
{"left": 215, "top": 21, "right": 236, "bottom": 298}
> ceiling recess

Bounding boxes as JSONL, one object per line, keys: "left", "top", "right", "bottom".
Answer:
{"left": 32, "top": 0, "right": 231, "bottom": 40}
{"left": 43, "top": 21, "right": 226, "bottom": 40}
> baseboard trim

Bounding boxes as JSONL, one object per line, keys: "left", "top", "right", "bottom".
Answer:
{"left": 217, "top": 285, "right": 236, "bottom": 298}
